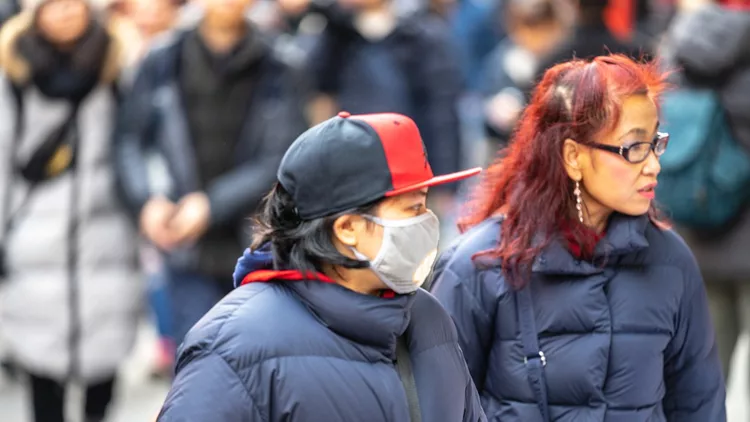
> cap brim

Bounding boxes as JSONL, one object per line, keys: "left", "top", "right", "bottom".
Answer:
{"left": 385, "top": 167, "right": 483, "bottom": 197}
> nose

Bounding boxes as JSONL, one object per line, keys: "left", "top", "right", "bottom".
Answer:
{"left": 642, "top": 149, "right": 661, "bottom": 177}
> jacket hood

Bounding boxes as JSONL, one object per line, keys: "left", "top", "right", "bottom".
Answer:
{"left": 232, "top": 244, "right": 336, "bottom": 288}
{"left": 233, "top": 244, "right": 273, "bottom": 288}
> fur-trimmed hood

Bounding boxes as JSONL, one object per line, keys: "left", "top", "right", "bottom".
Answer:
{"left": 0, "top": 11, "right": 129, "bottom": 85}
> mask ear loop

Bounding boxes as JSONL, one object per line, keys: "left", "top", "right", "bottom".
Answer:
{"left": 350, "top": 223, "right": 391, "bottom": 269}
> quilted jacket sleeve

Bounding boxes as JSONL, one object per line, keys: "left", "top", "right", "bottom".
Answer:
{"left": 157, "top": 350, "right": 264, "bottom": 422}
{"left": 662, "top": 254, "right": 727, "bottom": 421}
{"left": 430, "top": 245, "right": 498, "bottom": 391}
{"left": 463, "top": 359, "right": 488, "bottom": 422}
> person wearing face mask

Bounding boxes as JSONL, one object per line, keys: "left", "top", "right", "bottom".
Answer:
{"left": 156, "top": 111, "right": 486, "bottom": 422}
{"left": 429, "top": 55, "right": 726, "bottom": 421}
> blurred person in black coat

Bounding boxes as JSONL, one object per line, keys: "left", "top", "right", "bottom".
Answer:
{"left": 114, "top": 0, "right": 308, "bottom": 351}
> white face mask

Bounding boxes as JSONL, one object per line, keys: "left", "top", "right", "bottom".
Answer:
{"left": 352, "top": 210, "right": 440, "bottom": 294}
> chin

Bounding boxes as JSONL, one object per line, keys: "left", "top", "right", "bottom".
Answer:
{"left": 615, "top": 204, "right": 651, "bottom": 217}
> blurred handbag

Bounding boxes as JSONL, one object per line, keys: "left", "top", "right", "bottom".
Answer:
{"left": 0, "top": 99, "right": 81, "bottom": 278}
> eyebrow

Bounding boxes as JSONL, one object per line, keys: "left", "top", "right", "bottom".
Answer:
{"left": 402, "top": 190, "right": 428, "bottom": 208}
{"left": 617, "top": 121, "right": 660, "bottom": 140}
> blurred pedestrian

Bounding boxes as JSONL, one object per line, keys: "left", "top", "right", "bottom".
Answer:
{"left": 111, "top": 0, "right": 188, "bottom": 380}
{"left": 114, "top": 0, "right": 308, "bottom": 351}
{"left": 657, "top": 0, "right": 750, "bottom": 390}
{"left": 301, "top": 0, "right": 465, "bottom": 238}
{"left": 0, "top": 0, "right": 141, "bottom": 421}
{"left": 480, "top": 0, "right": 572, "bottom": 152}
{"left": 103, "top": 0, "right": 186, "bottom": 75}
{"left": 430, "top": 55, "right": 726, "bottom": 421}
{"left": 157, "top": 111, "right": 485, "bottom": 422}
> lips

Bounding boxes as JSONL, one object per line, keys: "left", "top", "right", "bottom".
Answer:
{"left": 638, "top": 183, "right": 657, "bottom": 199}
{"left": 638, "top": 183, "right": 658, "bottom": 193}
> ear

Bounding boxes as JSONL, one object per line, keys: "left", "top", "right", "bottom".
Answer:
{"left": 331, "top": 214, "right": 365, "bottom": 248}
{"left": 562, "top": 138, "right": 584, "bottom": 182}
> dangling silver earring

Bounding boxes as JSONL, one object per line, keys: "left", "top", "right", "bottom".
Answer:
{"left": 574, "top": 181, "right": 584, "bottom": 224}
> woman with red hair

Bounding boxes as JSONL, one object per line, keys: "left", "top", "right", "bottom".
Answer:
{"left": 430, "top": 55, "right": 726, "bottom": 421}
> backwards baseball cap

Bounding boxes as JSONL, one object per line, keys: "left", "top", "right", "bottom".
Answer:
{"left": 278, "top": 111, "right": 482, "bottom": 220}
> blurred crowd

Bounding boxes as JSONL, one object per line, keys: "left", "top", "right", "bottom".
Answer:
{"left": 0, "top": 0, "right": 747, "bottom": 420}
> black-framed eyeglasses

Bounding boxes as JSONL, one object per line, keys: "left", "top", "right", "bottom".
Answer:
{"left": 590, "top": 132, "right": 670, "bottom": 164}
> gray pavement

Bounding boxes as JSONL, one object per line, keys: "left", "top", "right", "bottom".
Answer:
{"left": 0, "top": 324, "right": 747, "bottom": 421}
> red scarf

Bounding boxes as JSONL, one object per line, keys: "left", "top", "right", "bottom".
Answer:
{"left": 559, "top": 221, "right": 606, "bottom": 259}
{"left": 240, "top": 270, "right": 397, "bottom": 298}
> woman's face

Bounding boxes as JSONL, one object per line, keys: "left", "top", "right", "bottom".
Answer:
{"left": 37, "top": 0, "right": 90, "bottom": 45}
{"left": 565, "top": 94, "right": 662, "bottom": 228}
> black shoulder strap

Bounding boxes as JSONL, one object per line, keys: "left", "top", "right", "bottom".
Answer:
{"left": 2, "top": 86, "right": 83, "bottom": 236}
{"left": 2, "top": 82, "right": 24, "bottom": 229}
{"left": 516, "top": 285, "right": 551, "bottom": 421}
{"left": 395, "top": 335, "right": 422, "bottom": 422}
{"left": 1, "top": 82, "right": 24, "bottom": 277}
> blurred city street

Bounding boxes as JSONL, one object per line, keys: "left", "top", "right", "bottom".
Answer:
{"left": 0, "top": 0, "right": 747, "bottom": 420}
{"left": 0, "top": 322, "right": 748, "bottom": 421}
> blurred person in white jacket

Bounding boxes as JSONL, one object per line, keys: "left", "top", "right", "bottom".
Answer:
{"left": 0, "top": 0, "right": 142, "bottom": 421}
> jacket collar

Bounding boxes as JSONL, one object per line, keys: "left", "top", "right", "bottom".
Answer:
{"left": 285, "top": 281, "right": 413, "bottom": 359}
{"left": 233, "top": 246, "right": 413, "bottom": 359}
{"left": 532, "top": 213, "right": 650, "bottom": 276}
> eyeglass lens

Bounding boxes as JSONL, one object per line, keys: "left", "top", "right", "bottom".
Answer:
{"left": 628, "top": 133, "right": 668, "bottom": 163}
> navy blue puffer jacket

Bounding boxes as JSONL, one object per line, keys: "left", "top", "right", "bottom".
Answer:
{"left": 430, "top": 214, "right": 726, "bottom": 421}
{"left": 157, "top": 246, "right": 486, "bottom": 422}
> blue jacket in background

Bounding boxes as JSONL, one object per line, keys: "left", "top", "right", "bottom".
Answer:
{"left": 450, "top": 0, "right": 503, "bottom": 91}
{"left": 157, "top": 247, "right": 487, "bottom": 422}
{"left": 430, "top": 214, "right": 726, "bottom": 421}
{"left": 309, "top": 13, "right": 464, "bottom": 182}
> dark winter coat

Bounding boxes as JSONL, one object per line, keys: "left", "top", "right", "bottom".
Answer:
{"left": 430, "top": 213, "right": 726, "bottom": 421}
{"left": 157, "top": 246, "right": 487, "bottom": 422}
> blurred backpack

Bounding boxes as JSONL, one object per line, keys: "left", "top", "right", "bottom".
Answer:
{"left": 655, "top": 89, "right": 750, "bottom": 232}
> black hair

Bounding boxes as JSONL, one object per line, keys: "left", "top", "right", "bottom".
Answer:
{"left": 251, "top": 182, "right": 381, "bottom": 275}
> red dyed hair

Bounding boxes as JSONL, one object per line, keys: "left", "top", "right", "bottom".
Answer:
{"left": 461, "top": 55, "right": 669, "bottom": 289}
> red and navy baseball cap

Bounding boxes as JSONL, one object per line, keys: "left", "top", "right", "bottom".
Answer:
{"left": 278, "top": 111, "right": 482, "bottom": 220}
